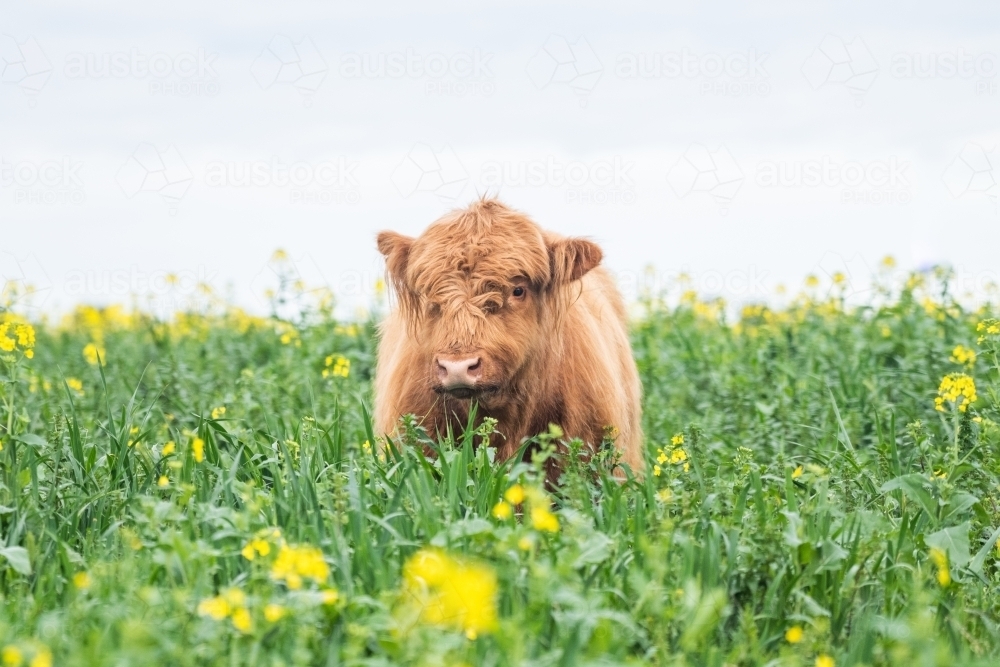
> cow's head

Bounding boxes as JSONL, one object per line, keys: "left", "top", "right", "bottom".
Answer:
{"left": 377, "top": 199, "right": 602, "bottom": 404}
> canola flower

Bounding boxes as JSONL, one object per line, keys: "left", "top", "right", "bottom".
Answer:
{"left": 161, "top": 441, "right": 176, "bottom": 456}
{"left": 978, "top": 318, "right": 1000, "bottom": 344}
{"left": 264, "top": 604, "right": 287, "bottom": 622}
{"left": 0, "top": 321, "right": 36, "bottom": 359}
{"left": 929, "top": 547, "right": 951, "bottom": 587}
{"left": 504, "top": 484, "right": 525, "bottom": 505}
{"left": 82, "top": 342, "right": 105, "bottom": 365}
{"left": 73, "top": 572, "right": 92, "bottom": 590}
{"left": 211, "top": 406, "right": 226, "bottom": 419}
{"left": 934, "top": 373, "right": 977, "bottom": 413}
{"left": 492, "top": 501, "right": 512, "bottom": 520}
{"left": 191, "top": 437, "right": 205, "bottom": 463}
{"left": 494, "top": 483, "right": 560, "bottom": 533}
{"left": 66, "top": 378, "right": 83, "bottom": 393}
{"left": 816, "top": 656, "right": 835, "bottom": 667}
{"left": 1, "top": 646, "right": 21, "bottom": 667}
{"left": 197, "top": 588, "right": 252, "bottom": 633}
{"left": 270, "top": 543, "right": 330, "bottom": 590}
{"left": 654, "top": 437, "right": 691, "bottom": 474}
{"left": 785, "top": 625, "right": 803, "bottom": 643}
{"left": 322, "top": 355, "right": 350, "bottom": 378}
{"left": 530, "top": 506, "right": 560, "bottom": 533}
{"left": 949, "top": 345, "right": 976, "bottom": 367}
{"left": 402, "top": 548, "right": 498, "bottom": 639}
{"left": 241, "top": 527, "right": 282, "bottom": 561}
{"left": 792, "top": 465, "right": 804, "bottom": 479}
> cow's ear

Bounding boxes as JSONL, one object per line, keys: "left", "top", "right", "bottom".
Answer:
{"left": 377, "top": 231, "right": 419, "bottom": 313}
{"left": 377, "top": 231, "right": 414, "bottom": 282}
{"left": 547, "top": 237, "right": 603, "bottom": 285}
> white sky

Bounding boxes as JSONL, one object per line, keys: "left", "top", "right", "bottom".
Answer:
{"left": 3, "top": 0, "right": 1000, "bottom": 319}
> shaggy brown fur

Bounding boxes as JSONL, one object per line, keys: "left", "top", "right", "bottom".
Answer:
{"left": 374, "top": 198, "right": 642, "bottom": 478}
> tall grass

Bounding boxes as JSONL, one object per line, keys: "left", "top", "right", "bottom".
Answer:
{"left": 0, "top": 267, "right": 998, "bottom": 665}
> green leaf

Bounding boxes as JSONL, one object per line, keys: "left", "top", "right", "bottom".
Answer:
{"left": 925, "top": 523, "right": 971, "bottom": 568}
{"left": 572, "top": 532, "right": 613, "bottom": 568}
{"left": 970, "top": 526, "right": 1000, "bottom": 574}
{"left": 15, "top": 434, "right": 48, "bottom": 448}
{"left": 881, "top": 474, "right": 938, "bottom": 521}
{"left": 0, "top": 547, "right": 31, "bottom": 575}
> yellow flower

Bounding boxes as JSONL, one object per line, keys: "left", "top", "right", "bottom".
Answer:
{"left": 28, "top": 648, "right": 50, "bottom": 667}
{"left": 323, "top": 355, "right": 351, "bottom": 378}
{"left": 211, "top": 406, "right": 226, "bottom": 419}
{"left": 242, "top": 537, "right": 271, "bottom": 561}
{"left": 656, "top": 488, "right": 672, "bottom": 503}
{"left": 929, "top": 547, "right": 950, "bottom": 587}
{"left": 881, "top": 255, "right": 896, "bottom": 269}
{"left": 652, "top": 465, "right": 662, "bottom": 477}
{"left": 321, "top": 588, "right": 339, "bottom": 605}
{"left": 785, "top": 625, "right": 803, "bottom": 643}
{"left": 66, "top": 378, "right": 83, "bottom": 393}
{"left": 671, "top": 433, "right": 685, "bottom": 446}
{"left": 517, "top": 536, "right": 533, "bottom": 551}
{"left": 492, "top": 501, "right": 512, "bottom": 520}
{"left": 530, "top": 506, "right": 560, "bottom": 533}
{"left": 161, "top": 441, "right": 176, "bottom": 456}
{"left": 792, "top": 465, "right": 804, "bottom": 479}
{"left": 0, "top": 322, "right": 35, "bottom": 358}
{"left": 504, "top": 484, "right": 525, "bottom": 505}
{"left": 403, "top": 548, "right": 498, "bottom": 637}
{"left": 1, "top": 646, "right": 21, "bottom": 667}
{"left": 949, "top": 345, "right": 976, "bottom": 367}
{"left": 805, "top": 275, "right": 820, "bottom": 288}
{"left": 191, "top": 437, "right": 205, "bottom": 463}
{"left": 197, "top": 596, "right": 230, "bottom": 620}
{"left": 223, "top": 588, "right": 245, "bottom": 607}
{"left": 73, "top": 571, "right": 92, "bottom": 590}
{"left": 669, "top": 448, "right": 688, "bottom": 465}
{"left": 264, "top": 604, "right": 287, "bottom": 622}
{"left": 231, "top": 607, "right": 252, "bottom": 633}
{"left": 270, "top": 543, "right": 329, "bottom": 589}
{"left": 816, "top": 656, "right": 835, "bottom": 667}
{"left": 82, "top": 342, "right": 105, "bottom": 365}
{"left": 157, "top": 476, "right": 169, "bottom": 488}
{"left": 935, "top": 373, "right": 977, "bottom": 412}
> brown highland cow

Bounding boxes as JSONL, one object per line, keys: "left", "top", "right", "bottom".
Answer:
{"left": 374, "top": 198, "right": 642, "bottom": 477}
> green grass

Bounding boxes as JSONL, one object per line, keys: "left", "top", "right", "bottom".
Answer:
{"left": 1, "top": 267, "right": 1000, "bottom": 666}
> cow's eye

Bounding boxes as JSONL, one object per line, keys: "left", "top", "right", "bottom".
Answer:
{"left": 512, "top": 286, "right": 525, "bottom": 298}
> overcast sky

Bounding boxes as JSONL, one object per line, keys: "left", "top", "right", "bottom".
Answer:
{"left": 3, "top": 0, "right": 1000, "bottom": 318}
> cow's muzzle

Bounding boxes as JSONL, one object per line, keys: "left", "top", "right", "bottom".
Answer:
{"left": 434, "top": 354, "right": 483, "bottom": 396}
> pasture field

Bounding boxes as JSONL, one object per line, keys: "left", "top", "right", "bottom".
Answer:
{"left": 2, "top": 262, "right": 1000, "bottom": 666}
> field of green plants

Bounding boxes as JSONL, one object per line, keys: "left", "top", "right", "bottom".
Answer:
{"left": 2, "top": 260, "right": 1000, "bottom": 666}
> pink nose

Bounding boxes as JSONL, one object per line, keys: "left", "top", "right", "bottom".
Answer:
{"left": 435, "top": 356, "right": 482, "bottom": 388}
